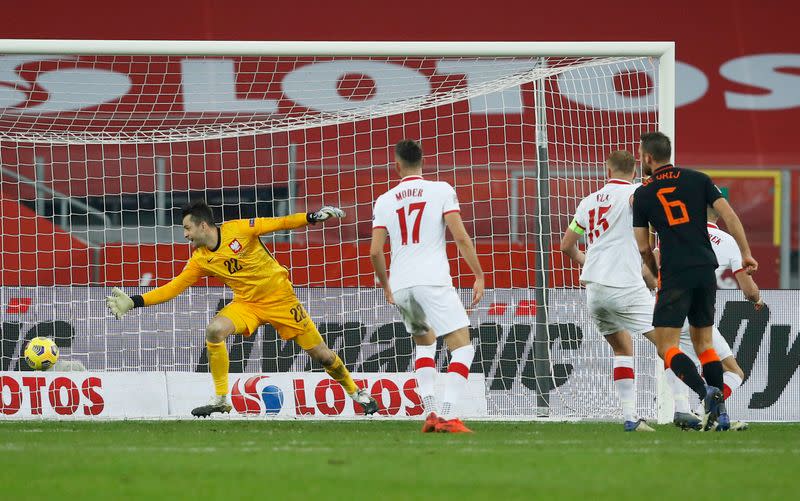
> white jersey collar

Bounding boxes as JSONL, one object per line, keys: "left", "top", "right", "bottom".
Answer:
{"left": 398, "top": 175, "right": 423, "bottom": 184}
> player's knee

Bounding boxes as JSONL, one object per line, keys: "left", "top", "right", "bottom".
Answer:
{"left": 604, "top": 331, "right": 633, "bottom": 356}
{"left": 412, "top": 329, "right": 436, "bottom": 346}
{"left": 205, "top": 321, "right": 229, "bottom": 343}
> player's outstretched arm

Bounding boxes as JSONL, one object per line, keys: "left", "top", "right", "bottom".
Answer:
{"left": 641, "top": 261, "right": 658, "bottom": 290}
{"left": 369, "top": 227, "right": 393, "bottom": 304}
{"left": 643, "top": 247, "right": 661, "bottom": 289}
{"left": 105, "top": 261, "right": 203, "bottom": 320}
{"left": 713, "top": 197, "right": 758, "bottom": 274}
{"left": 735, "top": 270, "right": 764, "bottom": 309}
{"left": 248, "top": 207, "right": 346, "bottom": 236}
{"left": 559, "top": 227, "right": 586, "bottom": 266}
{"left": 634, "top": 226, "right": 658, "bottom": 278}
{"left": 444, "top": 212, "right": 484, "bottom": 307}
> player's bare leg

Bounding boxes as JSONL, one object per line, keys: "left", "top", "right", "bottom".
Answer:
{"left": 305, "top": 343, "right": 379, "bottom": 415}
{"left": 412, "top": 329, "right": 443, "bottom": 432}
{"left": 434, "top": 327, "right": 474, "bottom": 433}
{"left": 606, "top": 330, "right": 653, "bottom": 432}
{"left": 192, "top": 316, "right": 236, "bottom": 418}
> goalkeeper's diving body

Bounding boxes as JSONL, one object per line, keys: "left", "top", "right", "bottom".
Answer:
{"left": 106, "top": 200, "right": 379, "bottom": 417}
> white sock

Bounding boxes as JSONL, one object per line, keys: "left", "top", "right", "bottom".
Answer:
{"left": 665, "top": 368, "right": 691, "bottom": 414}
{"left": 414, "top": 342, "right": 438, "bottom": 414}
{"left": 723, "top": 371, "right": 743, "bottom": 400}
{"left": 613, "top": 356, "right": 636, "bottom": 423}
{"left": 440, "top": 344, "right": 475, "bottom": 420}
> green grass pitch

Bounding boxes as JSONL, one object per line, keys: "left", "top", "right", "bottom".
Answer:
{"left": 1, "top": 421, "right": 797, "bottom": 500}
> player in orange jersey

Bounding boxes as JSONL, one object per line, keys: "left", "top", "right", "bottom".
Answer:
{"left": 106, "top": 200, "right": 378, "bottom": 417}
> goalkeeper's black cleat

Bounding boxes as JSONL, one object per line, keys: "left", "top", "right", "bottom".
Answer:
{"left": 352, "top": 389, "right": 380, "bottom": 415}
{"left": 191, "top": 397, "right": 233, "bottom": 418}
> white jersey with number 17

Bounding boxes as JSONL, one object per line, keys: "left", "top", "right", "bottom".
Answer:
{"left": 571, "top": 179, "right": 644, "bottom": 288}
{"left": 372, "top": 175, "right": 459, "bottom": 291}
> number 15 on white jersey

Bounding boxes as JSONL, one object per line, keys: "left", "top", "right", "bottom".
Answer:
{"left": 571, "top": 180, "right": 644, "bottom": 288}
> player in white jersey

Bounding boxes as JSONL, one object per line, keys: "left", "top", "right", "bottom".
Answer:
{"left": 664, "top": 206, "right": 764, "bottom": 430}
{"left": 560, "top": 151, "right": 657, "bottom": 432}
{"left": 370, "top": 139, "right": 484, "bottom": 434}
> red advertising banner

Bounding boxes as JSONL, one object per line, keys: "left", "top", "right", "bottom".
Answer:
{"left": 2, "top": 1, "right": 796, "bottom": 166}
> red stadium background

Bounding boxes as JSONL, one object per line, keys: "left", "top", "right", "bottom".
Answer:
{"left": 0, "top": 0, "right": 797, "bottom": 288}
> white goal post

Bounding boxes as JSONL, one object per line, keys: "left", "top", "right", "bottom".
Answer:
{"left": 0, "top": 40, "right": 675, "bottom": 421}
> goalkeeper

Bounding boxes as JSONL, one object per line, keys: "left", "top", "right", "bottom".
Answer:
{"left": 106, "top": 200, "right": 378, "bottom": 417}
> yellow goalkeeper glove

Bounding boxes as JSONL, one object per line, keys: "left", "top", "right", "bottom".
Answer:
{"left": 106, "top": 287, "right": 135, "bottom": 320}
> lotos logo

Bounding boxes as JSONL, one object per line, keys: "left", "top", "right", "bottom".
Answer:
{"left": 292, "top": 377, "right": 424, "bottom": 417}
{"left": 230, "top": 375, "right": 284, "bottom": 415}
{"left": 0, "top": 375, "right": 104, "bottom": 416}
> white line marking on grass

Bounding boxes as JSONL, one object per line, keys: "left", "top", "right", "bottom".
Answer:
{"left": 270, "top": 446, "right": 334, "bottom": 453}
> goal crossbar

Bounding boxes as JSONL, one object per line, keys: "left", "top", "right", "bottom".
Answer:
{"left": 0, "top": 39, "right": 674, "bottom": 57}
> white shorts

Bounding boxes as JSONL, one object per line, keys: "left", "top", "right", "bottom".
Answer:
{"left": 585, "top": 283, "right": 655, "bottom": 337}
{"left": 679, "top": 325, "right": 734, "bottom": 365}
{"left": 393, "top": 285, "right": 470, "bottom": 337}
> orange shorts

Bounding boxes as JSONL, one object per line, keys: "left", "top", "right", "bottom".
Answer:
{"left": 217, "top": 294, "right": 323, "bottom": 350}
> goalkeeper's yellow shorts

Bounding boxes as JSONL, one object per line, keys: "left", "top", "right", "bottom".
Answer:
{"left": 217, "top": 294, "right": 323, "bottom": 350}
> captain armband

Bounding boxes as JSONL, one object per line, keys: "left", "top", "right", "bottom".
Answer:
{"left": 569, "top": 219, "right": 585, "bottom": 235}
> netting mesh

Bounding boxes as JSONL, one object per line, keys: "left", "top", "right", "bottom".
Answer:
{"left": 1, "top": 52, "right": 661, "bottom": 419}
{"left": 0, "top": 55, "right": 648, "bottom": 143}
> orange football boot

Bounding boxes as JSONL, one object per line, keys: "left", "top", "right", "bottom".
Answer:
{"left": 435, "top": 418, "right": 473, "bottom": 433}
{"left": 422, "top": 412, "right": 444, "bottom": 433}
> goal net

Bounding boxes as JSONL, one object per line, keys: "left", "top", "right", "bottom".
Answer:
{"left": 0, "top": 41, "right": 672, "bottom": 420}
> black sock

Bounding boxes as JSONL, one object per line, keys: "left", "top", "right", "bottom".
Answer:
{"left": 670, "top": 353, "right": 706, "bottom": 399}
{"left": 702, "top": 361, "right": 724, "bottom": 391}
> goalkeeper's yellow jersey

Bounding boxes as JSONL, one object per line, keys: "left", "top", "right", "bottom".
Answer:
{"left": 141, "top": 213, "right": 309, "bottom": 306}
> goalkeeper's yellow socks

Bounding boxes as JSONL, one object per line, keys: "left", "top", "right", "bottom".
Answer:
{"left": 324, "top": 354, "right": 358, "bottom": 395}
{"left": 206, "top": 340, "right": 230, "bottom": 396}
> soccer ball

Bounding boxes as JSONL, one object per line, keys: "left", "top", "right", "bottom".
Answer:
{"left": 24, "top": 337, "right": 59, "bottom": 370}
